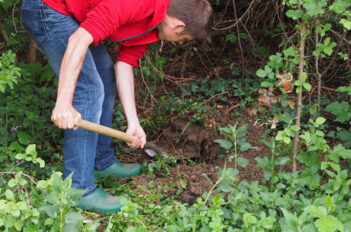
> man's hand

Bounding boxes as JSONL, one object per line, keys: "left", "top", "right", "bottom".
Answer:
{"left": 51, "top": 103, "right": 81, "bottom": 130}
{"left": 126, "top": 123, "right": 146, "bottom": 149}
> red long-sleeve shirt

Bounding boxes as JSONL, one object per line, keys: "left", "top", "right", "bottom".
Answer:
{"left": 43, "top": 0, "right": 171, "bottom": 66}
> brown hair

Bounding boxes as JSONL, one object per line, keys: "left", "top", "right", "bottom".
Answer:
{"left": 167, "top": 0, "right": 214, "bottom": 41}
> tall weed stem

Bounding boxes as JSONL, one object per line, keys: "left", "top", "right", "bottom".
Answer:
{"left": 270, "top": 140, "right": 276, "bottom": 191}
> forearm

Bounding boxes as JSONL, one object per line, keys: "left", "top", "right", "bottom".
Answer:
{"left": 114, "top": 61, "right": 140, "bottom": 126}
{"left": 56, "top": 27, "right": 93, "bottom": 105}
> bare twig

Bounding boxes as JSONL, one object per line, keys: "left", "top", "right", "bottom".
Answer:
{"left": 213, "top": 0, "right": 256, "bottom": 31}
{"left": 139, "top": 60, "right": 157, "bottom": 108}
{"left": 0, "top": 171, "right": 38, "bottom": 185}
{"left": 23, "top": 185, "right": 32, "bottom": 205}
{"left": 201, "top": 91, "right": 230, "bottom": 105}
{"left": 12, "top": 0, "right": 20, "bottom": 33}
{"left": 232, "top": 0, "right": 245, "bottom": 79}
{"left": 145, "top": 54, "right": 195, "bottom": 85}
{"left": 330, "top": 29, "right": 350, "bottom": 44}
{"left": 180, "top": 47, "right": 190, "bottom": 79}
{"left": 315, "top": 21, "right": 322, "bottom": 117}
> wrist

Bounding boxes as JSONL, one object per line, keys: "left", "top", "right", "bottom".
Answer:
{"left": 127, "top": 119, "right": 140, "bottom": 127}
{"left": 56, "top": 93, "right": 73, "bottom": 105}
{"left": 55, "top": 99, "right": 73, "bottom": 108}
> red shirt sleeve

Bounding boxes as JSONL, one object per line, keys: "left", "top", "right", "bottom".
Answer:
{"left": 80, "top": 0, "right": 151, "bottom": 46}
{"left": 117, "top": 44, "right": 148, "bottom": 66}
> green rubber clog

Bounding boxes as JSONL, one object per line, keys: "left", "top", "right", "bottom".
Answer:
{"left": 93, "top": 160, "right": 141, "bottom": 179}
{"left": 77, "top": 188, "right": 124, "bottom": 213}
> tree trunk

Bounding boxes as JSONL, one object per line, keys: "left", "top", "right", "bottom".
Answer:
{"left": 0, "top": 22, "right": 9, "bottom": 43}
{"left": 26, "top": 37, "right": 37, "bottom": 63}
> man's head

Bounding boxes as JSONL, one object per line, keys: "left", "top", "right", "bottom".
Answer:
{"left": 158, "top": 0, "right": 213, "bottom": 44}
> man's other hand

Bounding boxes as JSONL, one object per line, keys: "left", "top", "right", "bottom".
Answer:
{"left": 126, "top": 124, "right": 146, "bottom": 149}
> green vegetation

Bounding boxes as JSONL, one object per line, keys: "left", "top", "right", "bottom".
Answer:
{"left": 1, "top": 0, "right": 351, "bottom": 231}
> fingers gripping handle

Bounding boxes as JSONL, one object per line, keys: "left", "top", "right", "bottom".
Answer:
{"left": 75, "top": 119, "right": 136, "bottom": 143}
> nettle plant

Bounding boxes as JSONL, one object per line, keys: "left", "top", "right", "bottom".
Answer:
{"left": 0, "top": 50, "right": 20, "bottom": 93}
{"left": 215, "top": 123, "right": 258, "bottom": 169}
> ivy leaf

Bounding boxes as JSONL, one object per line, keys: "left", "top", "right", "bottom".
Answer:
{"left": 36, "top": 158, "right": 45, "bottom": 168}
{"left": 5, "top": 189, "right": 15, "bottom": 201}
{"left": 18, "top": 131, "right": 30, "bottom": 145}
{"left": 8, "top": 179, "right": 17, "bottom": 188}
{"left": 325, "top": 101, "right": 351, "bottom": 123}
{"left": 284, "top": 136, "right": 291, "bottom": 144}
{"left": 286, "top": 9, "right": 303, "bottom": 20}
{"left": 336, "top": 129, "right": 351, "bottom": 148}
{"left": 315, "top": 216, "right": 344, "bottom": 232}
{"left": 261, "top": 81, "right": 273, "bottom": 87}
{"left": 329, "top": 144, "right": 351, "bottom": 160}
{"left": 15, "top": 153, "right": 26, "bottom": 160}
{"left": 315, "top": 117, "right": 327, "bottom": 126}
{"left": 297, "top": 151, "right": 320, "bottom": 167}
{"left": 37, "top": 180, "right": 48, "bottom": 189}
{"left": 26, "top": 144, "right": 37, "bottom": 157}
{"left": 283, "top": 46, "right": 298, "bottom": 57}
{"left": 340, "top": 18, "right": 351, "bottom": 30}
{"left": 296, "top": 168, "right": 321, "bottom": 189}
{"left": 225, "top": 34, "right": 237, "bottom": 43}
{"left": 304, "top": 2, "right": 325, "bottom": 17}
{"left": 329, "top": 0, "right": 351, "bottom": 14}
{"left": 256, "top": 69, "right": 267, "bottom": 77}
{"left": 303, "top": 82, "right": 312, "bottom": 91}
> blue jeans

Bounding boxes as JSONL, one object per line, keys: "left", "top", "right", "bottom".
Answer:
{"left": 21, "top": 0, "right": 118, "bottom": 194}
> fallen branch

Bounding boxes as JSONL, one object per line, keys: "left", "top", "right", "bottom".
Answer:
{"left": 0, "top": 171, "right": 38, "bottom": 185}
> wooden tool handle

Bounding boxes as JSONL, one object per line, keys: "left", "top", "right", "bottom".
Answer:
{"left": 75, "top": 119, "right": 136, "bottom": 143}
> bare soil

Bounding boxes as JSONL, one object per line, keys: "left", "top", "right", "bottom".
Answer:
{"left": 119, "top": 110, "right": 270, "bottom": 204}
